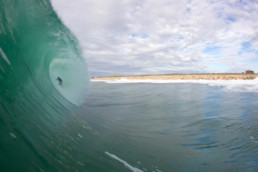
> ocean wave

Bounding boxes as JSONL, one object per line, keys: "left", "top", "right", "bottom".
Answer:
{"left": 0, "top": 0, "right": 89, "bottom": 171}
{"left": 92, "top": 78, "right": 258, "bottom": 93}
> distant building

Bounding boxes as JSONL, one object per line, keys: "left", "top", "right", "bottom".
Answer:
{"left": 245, "top": 70, "right": 254, "bottom": 74}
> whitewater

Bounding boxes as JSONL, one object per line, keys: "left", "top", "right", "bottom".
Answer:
{"left": 93, "top": 78, "right": 258, "bottom": 93}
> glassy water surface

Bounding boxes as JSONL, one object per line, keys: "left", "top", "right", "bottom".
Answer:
{"left": 78, "top": 82, "right": 258, "bottom": 172}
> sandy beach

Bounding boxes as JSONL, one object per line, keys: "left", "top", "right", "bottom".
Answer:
{"left": 91, "top": 73, "right": 257, "bottom": 81}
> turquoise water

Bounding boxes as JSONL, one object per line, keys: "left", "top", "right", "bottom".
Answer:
{"left": 0, "top": 0, "right": 89, "bottom": 171}
{"left": 1, "top": 0, "right": 258, "bottom": 171}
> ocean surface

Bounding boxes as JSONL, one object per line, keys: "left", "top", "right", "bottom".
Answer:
{"left": 1, "top": 0, "right": 258, "bottom": 171}
{"left": 80, "top": 80, "right": 258, "bottom": 172}
{"left": 4, "top": 77, "right": 258, "bottom": 171}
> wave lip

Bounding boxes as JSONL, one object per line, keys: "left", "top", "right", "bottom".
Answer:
{"left": 0, "top": 0, "right": 89, "bottom": 170}
{"left": 0, "top": 0, "right": 89, "bottom": 106}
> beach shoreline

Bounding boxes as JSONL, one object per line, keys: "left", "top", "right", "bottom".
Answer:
{"left": 91, "top": 73, "right": 257, "bottom": 81}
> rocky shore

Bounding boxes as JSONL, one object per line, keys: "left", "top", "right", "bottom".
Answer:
{"left": 91, "top": 73, "right": 257, "bottom": 81}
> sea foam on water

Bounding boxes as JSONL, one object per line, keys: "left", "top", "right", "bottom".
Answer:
{"left": 92, "top": 78, "right": 258, "bottom": 93}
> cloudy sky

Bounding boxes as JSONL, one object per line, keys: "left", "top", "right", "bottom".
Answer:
{"left": 51, "top": 0, "right": 258, "bottom": 76}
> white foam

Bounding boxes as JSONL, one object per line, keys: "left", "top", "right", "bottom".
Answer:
{"left": 9, "top": 132, "right": 17, "bottom": 139}
{"left": 0, "top": 47, "right": 11, "bottom": 65}
{"left": 78, "top": 133, "right": 83, "bottom": 138}
{"left": 250, "top": 136, "right": 258, "bottom": 143}
{"left": 92, "top": 78, "right": 258, "bottom": 93}
{"left": 105, "top": 151, "right": 143, "bottom": 172}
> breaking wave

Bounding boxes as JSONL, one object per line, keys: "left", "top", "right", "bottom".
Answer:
{"left": 92, "top": 78, "right": 258, "bottom": 93}
{"left": 0, "top": 0, "right": 89, "bottom": 171}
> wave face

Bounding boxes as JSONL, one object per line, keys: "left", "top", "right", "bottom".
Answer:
{"left": 0, "top": 0, "right": 89, "bottom": 106}
{"left": 0, "top": 0, "right": 89, "bottom": 171}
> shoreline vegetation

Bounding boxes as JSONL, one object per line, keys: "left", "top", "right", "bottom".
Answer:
{"left": 91, "top": 73, "right": 258, "bottom": 81}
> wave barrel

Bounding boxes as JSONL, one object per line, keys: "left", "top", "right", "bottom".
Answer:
{"left": 0, "top": 0, "right": 89, "bottom": 171}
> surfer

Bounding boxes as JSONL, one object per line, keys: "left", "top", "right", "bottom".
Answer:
{"left": 56, "top": 76, "right": 63, "bottom": 86}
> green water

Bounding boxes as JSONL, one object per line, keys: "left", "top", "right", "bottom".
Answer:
{"left": 1, "top": 1, "right": 258, "bottom": 172}
{"left": 0, "top": 0, "right": 89, "bottom": 171}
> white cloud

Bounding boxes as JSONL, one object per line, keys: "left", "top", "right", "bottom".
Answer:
{"left": 51, "top": 0, "right": 258, "bottom": 76}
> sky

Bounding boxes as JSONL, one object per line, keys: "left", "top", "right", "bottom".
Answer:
{"left": 51, "top": 0, "right": 258, "bottom": 76}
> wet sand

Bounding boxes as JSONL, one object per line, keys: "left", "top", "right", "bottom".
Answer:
{"left": 91, "top": 73, "right": 257, "bottom": 80}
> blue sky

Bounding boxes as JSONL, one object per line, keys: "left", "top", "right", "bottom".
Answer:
{"left": 51, "top": 0, "right": 258, "bottom": 76}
